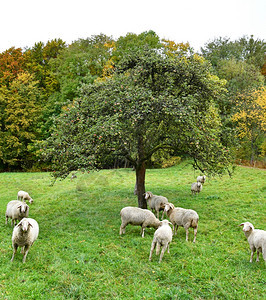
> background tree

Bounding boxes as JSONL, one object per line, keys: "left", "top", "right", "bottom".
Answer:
{"left": 232, "top": 87, "right": 266, "bottom": 165}
{"left": 42, "top": 48, "right": 232, "bottom": 208}
{"left": 0, "top": 72, "right": 41, "bottom": 170}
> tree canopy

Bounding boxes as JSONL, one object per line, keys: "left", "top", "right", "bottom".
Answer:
{"left": 42, "top": 48, "right": 233, "bottom": 207}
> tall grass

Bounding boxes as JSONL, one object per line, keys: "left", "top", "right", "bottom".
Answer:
{"left": 0, "top": 160, "right": 265, "bottom": 299}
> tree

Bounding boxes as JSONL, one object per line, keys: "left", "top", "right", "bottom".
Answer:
{"left": 232, "top": 87, "right": 266, "bottom": 165}
{"left": 0, "top": 72, "right": 41, "bottom": 169}
{"left": 42, "top": 48, "right": 232, "bottom": 208}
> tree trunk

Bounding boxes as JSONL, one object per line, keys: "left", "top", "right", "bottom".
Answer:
{"left": 135, "top": 161, "right": 147, "bottom": 208}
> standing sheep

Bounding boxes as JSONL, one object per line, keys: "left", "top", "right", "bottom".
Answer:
{"left": 144, "top": 191, "right": 169, "bottom": 220}
{"left": 11, "top": 218, "right": 39, "bottom": 263}
{"left": 149, "top": 219, "right": 173, "bottom": 263}
{"left": 197, "top": 175, "right": 206, "bottom": 184}
{"left": 17, "top": 190, "right": 33, "bottom": 204}
{"left": 5, "top": 200, "right": 29, "bottom": 226}
{"left": 191, "top": 182, "right": 202, "bottom": 195}
{"left": 163, "top": 203, "right": 199, "bottom": 242}
{"left": 239, "top": 222, "right": 266, "bottom": 263}
{"left": 120, "top": 206, "right": 161, "bottom": 238}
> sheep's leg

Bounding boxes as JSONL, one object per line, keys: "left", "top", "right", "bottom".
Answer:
{"left": 174, "top": 225, "right": 179, "bottom": 235}
{"left": 250, "top": 250, "right": 255, "bottom": 263}
{"left": 141, "top": 226, "right": 145, "bottom": 238}
{"left": 156, "top": 242, "right": 161, "bottom": 255}
{"left": 5, "top": 216, "right": 8, "bottom": 225}
{"left": 149, "top": 241, "right": 156, "bottom": 261}
{"left": 159, "top": 244, "right": 168, "bottom": 263}
{"left": 193, "top": 226, "right": 198, "bottom": 243}
{"left": 119, "top": 221, "right": 127, "bottom": 235}
{"left": 156, "top": 211, "right": 160, "bottom": 219}
{"left": 167, "top": 243, "right": 170, "bottom": 254}
{"left": 22, "top": 245, "right": 30, "bottom": 263}
{"left": 11, "top": 244, "right": 18, "bottom": 262}
{"left": 185, "top": 228, "right": 189, "bottom": 242}
{"left": 256, "top": 250, "right": 260, "bottom": 262}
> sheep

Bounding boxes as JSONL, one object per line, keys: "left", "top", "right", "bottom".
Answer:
{"left": 197, "top": 175, "right": 206, "bottom": 184}
{"left": 119, "top": 206, "right": 161, "bottom": 238}
{"left": 144, "top": 191, "right": 169, "bottom": 220}
{"left": 17, "top": 190, "right": 33, "bottom": 204}
{"left": 71, "top": 173, "right": 77, "bottom": 181}
{"left": 5, "top": 200, "right": 29, "bottom": 226}
{"left": 163, "top": 203, "right": 199, "bottom": 242}
{"left": 239, "top": 222, "right": 266, "bottom": 263}
{"left": 149, "top": 219, "right": 173, "bottom": 263}
{"left": 11, "top": 217, "right": 39, "bottom": 263}
{"left": 191, "top": 182, "right": 202, "bottom": 195}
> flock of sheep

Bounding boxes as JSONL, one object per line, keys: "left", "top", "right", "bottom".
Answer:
{"left": 120, "top": 175, "right": 266, "bottom": 264}
{"left": 4, "top": 175, "right": 265, "bottom": 265}
{"left": 5, "top": 191, "right": 38, "bottom": 263}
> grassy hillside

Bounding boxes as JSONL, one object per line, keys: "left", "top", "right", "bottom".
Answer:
{"left": 0, "top": 160, "right": 265, "bottom": 299}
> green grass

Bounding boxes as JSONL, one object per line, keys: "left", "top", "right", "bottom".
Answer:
{"left": 0, "top": 160, "right": 265, "bottom": 299}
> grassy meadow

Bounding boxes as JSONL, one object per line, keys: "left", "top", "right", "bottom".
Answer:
{"left": 0, "top": 160, "right": 265, "bottom": 299}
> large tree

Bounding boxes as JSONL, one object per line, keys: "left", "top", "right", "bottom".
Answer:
{"left": 42, "top": 49, "right": 232, "bottom": 208}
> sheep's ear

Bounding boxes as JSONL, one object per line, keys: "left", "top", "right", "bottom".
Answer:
{"left": 170, "top": 203, "right": 174, "bottom": 209}
{"left": 239, "top": 223, "right": 244, "bottom": 226}
{"left": 28, "top": 222, "right": 33, "bottom": 227}
{"left": 17, "top": 205, "right": 22, "bottom": 209}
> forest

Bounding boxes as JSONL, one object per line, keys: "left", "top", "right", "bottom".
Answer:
{"left": 0, "top": 30, "right": 265, "bottom": 174}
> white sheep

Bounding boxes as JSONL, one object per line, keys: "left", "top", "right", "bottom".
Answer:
{"left": 239, "top": 222, "right": 266, "bottom": 263}
{"left": 163, "top": 203, "right": 199, "bottom": 242}
{"left": 144, "top": 191, "right": 169, "bottom": 220}
{"left": 11, "top": 217, "right": 39, "bottom": 263}
{"left": 5, "top": 200, "right": 29, "bottom": 226}
{"left": 197, "top": 175, "right": 206, "bottom": 184}
{"left": 17, "top": 190, "right": 33, "bottom": 204}
{"left": 191, "top": 182, "right": 202, "bottom": 195}
{"left": 149, "top": 219, "right": 173, "bottom": 263}
{"left": 120, "top": 206, "right": 161, "bottom": 238}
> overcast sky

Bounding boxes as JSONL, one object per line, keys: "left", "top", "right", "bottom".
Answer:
{"left": 1, "top": 0, "right": 265, "bottom": 53}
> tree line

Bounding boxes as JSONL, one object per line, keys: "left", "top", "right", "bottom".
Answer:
{"left": 0, "top": 31, "right": 265, "bottom": 176}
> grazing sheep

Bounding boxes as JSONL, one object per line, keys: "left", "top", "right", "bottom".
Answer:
{"left": 163, "top": 203, "right": 199, "bottom": 242}
{"left": 239, "top": 222, "right": 266, "bottom": 263}
{"left": 149, "top": 219, "right": 173, "bottom": 263}
{"left": 144, "top": 191, "right": 169, "bottom": 220}
{"left": 71, "top": 173, "right": 77, "bottom": 181}
{"left": 120, "top": 206, "right": 161, "bottom": 238}
{"left": 5, "top": 200, "right": 29, "bottom": 226}
{"left": 17, "top": 190, "right": 33, "bottom": 204}
{"left": 197, "top": 175, "right": 206, "bottom": 184}
{"left": 191, "top": 182, "right": 202, "bottom": 195}
{"left": 11, "top": 218, "right": 39, "bottom": 263}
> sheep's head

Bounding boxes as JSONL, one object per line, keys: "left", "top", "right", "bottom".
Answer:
{"left": 17, "top": 218, "right": 33, "bottom": 232}
{"left": 18, "top": 203, "right": 29, "bottom": 213}
{"left": 164, "top": 203, "right": 175, "bottom": 213}
{"left": 144, "top": 191, "right": 153, "bottom": 200}
{"left": 239, "top": 222, "right": 254, "bottom": 232}
{"left": 197, "top": 182, "right": 202, "bottom": 187}
{"left": 29, "top": 198, "right": 34, "bottom": 204}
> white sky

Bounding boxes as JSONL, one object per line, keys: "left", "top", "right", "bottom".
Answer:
{"left": 1, "top": 0, "right": 265, "bottom": 53}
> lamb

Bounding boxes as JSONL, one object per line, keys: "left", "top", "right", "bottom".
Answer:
{"left": 17, "top": 190, "right": 33, "bottom": 204}
{"left": 149, "top": 219, "right": 173, "bottom": 263}
{"left": 191, "top": 182, "right": 202, "bottom": 195}
{"left": 239, "top": 222, "right": 266, "bottom": 263}
{"left": 163, "top": 203, "right": 199, "bottom": 242}
{"left": 120, "top": 206, "right": 161, "bottom": 238}
{"left": 11, "top": 217, "right": 39, "bottom": 263}
{"left": 197, "top": 175, "right": 206, "bottom": 184}
{"left": 5, "top": 200, "right": 29, "bottom": 226}
{"left": 144, "top": 191, "right": 169, "bottom": 220}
